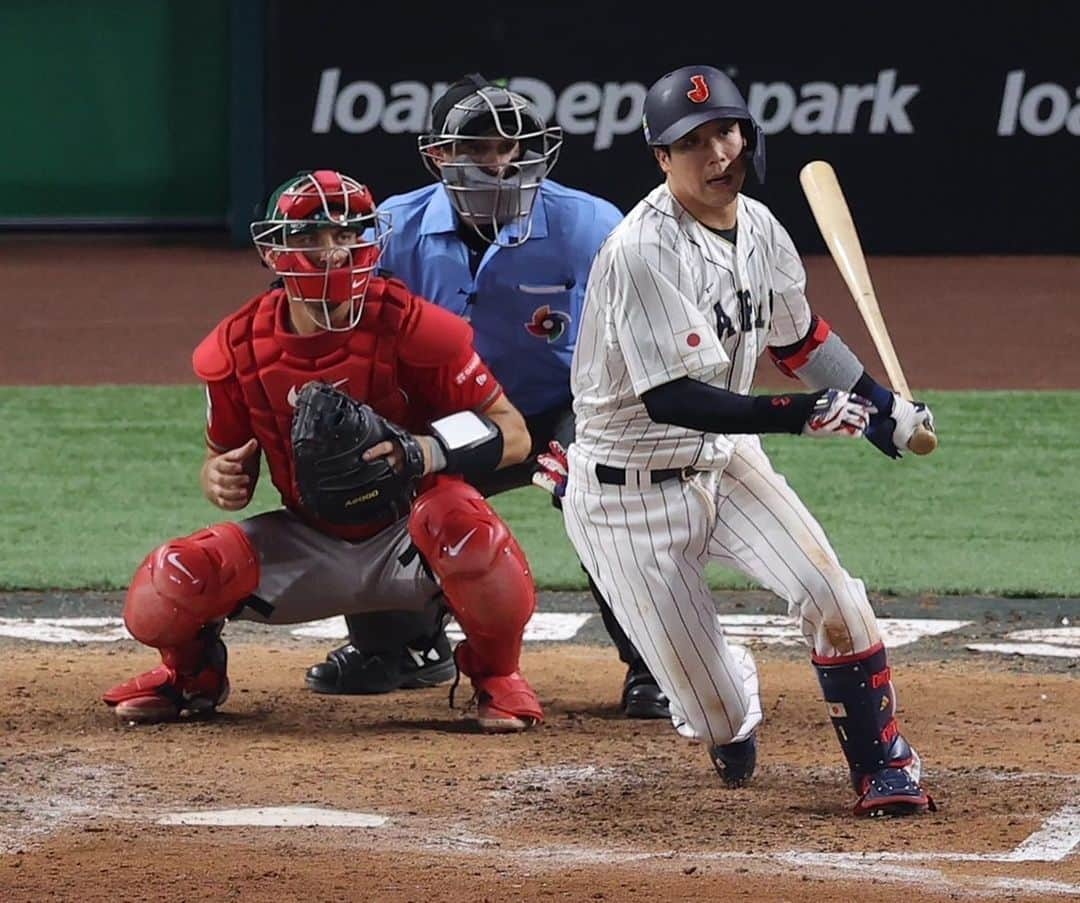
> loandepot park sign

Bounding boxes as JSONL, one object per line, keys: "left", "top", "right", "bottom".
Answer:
{"left": 313, "top": 68, "right": 1080, "bottom": 147}
{"left": 312, "top": 68, "right": 923, "bottom": 148}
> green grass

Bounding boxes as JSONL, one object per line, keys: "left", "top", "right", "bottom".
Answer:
{"left": 2, "top": 387, "right": 1077, "bottom": 595}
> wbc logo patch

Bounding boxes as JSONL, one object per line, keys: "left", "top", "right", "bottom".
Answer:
{"left": 687, "top": 74, "right": 710, "bottom": 103}
{"left": 525, "top": 305, "right": 571, "bottom": 343}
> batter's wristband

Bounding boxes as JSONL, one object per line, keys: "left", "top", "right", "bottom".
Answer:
{"left": 751, "top": 392, "right": 822, "bottom": 434}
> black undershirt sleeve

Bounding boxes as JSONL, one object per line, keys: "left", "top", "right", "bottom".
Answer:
{"left": 642, "top": 377, "right": 823, "bottom": 435}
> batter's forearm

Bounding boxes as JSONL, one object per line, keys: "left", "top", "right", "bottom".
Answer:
{"left": 642, "top": 377, "right": 820, "bottom": 435}
{"left": 769, "top": 315, "right": 865, "bottom": 392}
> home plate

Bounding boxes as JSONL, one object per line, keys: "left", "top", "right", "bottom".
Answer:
{"left": 156, "top": 806, "right": 388, "bottom": 828}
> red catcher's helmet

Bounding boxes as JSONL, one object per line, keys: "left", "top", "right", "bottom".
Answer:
{"left": 250, "top": 170, "right": 392, "bottom": 331}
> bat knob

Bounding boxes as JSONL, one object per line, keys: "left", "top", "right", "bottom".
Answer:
{"left": 907, "top": 425, "right": 938, "bottom": 456}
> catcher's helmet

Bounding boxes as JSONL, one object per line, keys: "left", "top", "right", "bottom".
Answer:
{"left": 643, "top": 65, "right": 766, "bottom": 183}
{"left": 250, "top": 170, "right": 392, "bottom": 331}
{"left": 419, "top": 73, "right": 563, "bottom": 247}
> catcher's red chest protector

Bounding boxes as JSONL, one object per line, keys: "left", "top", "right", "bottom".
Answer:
{"left": 194, "top": 277, "right": 468, "bottom": 538}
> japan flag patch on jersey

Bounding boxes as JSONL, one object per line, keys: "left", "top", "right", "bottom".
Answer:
{"left": 674, "top": 326, "right": 726, "bottom": 362}
{"left": 673, "top": 325, "right": 729, "bottom": 382}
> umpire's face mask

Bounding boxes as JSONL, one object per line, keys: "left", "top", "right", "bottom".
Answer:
{"left": 439, "top": 150, "right": 549, "bottom": 246}
{"left": 419, "top": 85, "right": 563, "bottom": 248}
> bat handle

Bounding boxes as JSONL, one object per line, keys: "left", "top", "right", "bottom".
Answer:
{"left": 907, "top": 424, "right": 938, "bottom": 456}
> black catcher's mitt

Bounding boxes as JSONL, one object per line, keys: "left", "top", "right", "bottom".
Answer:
{"left": 291, "top": 381, "right": 425, "bottom": 525}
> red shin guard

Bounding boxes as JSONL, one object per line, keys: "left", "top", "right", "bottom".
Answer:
{"left": 409, "top": 478, "right": 535, "bottom": 676}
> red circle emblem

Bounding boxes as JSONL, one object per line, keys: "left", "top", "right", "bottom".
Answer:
{"left": 687, "top": 333, "right": 701, "bottom": 347}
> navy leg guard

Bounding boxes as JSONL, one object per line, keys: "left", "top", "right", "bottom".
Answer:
{"left": 814, "top": 643, "right": 934, "bottom": 817}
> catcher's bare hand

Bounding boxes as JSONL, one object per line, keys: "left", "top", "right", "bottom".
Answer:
{"left": 202, "top": 438, "right": 259, "bottom": 510}
{"left": 362, "top": 436, "right": 436, "bottom": 476}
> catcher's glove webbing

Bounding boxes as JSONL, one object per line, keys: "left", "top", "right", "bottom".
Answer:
{"left": 291, "top": 381, "right": 424, "bottom": 525}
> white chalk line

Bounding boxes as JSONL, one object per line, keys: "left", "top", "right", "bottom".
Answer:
{"left": 494, "top": 846, "right": 1080, "bottom": 898}
{"left": 967, "top": 626, "right": 1080, "bottom": 659}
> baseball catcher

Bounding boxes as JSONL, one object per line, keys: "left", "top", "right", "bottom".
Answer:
{"left": 103, "top": 169, "right": 543, "bottom": 734}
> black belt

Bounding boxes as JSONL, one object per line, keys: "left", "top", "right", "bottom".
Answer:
{"left": 595, "top": 464, "right": 695, "bottom": 486}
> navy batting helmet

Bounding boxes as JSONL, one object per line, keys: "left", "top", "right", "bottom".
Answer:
{"left": 643, "top": 65, "right": 766, "bottom": 183}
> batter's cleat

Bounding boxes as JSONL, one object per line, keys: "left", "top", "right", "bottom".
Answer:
{"left": 103, "top": 640, "right": 229, "bottom": 724}
{"left": 621, "top": 664, "right": 671, "bottom": 720}
{"left": 709, "top": 733, "right": 758, "bottom": 788}
{"left": 305, "top": 631, "right": 457, "bottom": 695}
{"left": 472, "top": 672, "right": 544, "bottom": 733}
{"left": 854, "top": 768, "right": 935, "bottom": 818}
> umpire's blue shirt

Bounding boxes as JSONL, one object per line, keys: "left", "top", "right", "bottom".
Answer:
{"left": 377, "top": 180, "right": 622, "bottom": 417}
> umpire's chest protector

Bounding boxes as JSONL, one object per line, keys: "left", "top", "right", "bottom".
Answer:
{"left": 195, "top": 279, "right": 427, "bottom": 502}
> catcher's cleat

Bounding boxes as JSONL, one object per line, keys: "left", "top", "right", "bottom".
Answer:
{"left": 305, "top": 632, "right": 456, "bottom": 695}
{"left": 472, "top": 672, "right": 544, "bottom": 733}
{"left": 621, "top": 664, "right": 671, "bottom": 720}
{"left": 709, "top": 732, "right": 758, "bottom": 788}
{"left": 450, "top": 641, "right": 543, "bottom": 733}
{"left": 103, "top": 639, "right": 229, "bottom": 724}
{"left": 854, "top": 767, "right": 935, "bottom": 818}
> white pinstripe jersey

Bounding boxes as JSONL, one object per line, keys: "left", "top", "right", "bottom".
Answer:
{"left": 571, "top": 183, "right": 813, "bottom": 470}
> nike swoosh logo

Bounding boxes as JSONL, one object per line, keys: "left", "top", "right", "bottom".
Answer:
{"left": 446, "top": 528, "right": 477, "bottom": 558}
{"left": 287, "top": 377, "right": 349, "bottom": 408}
{"left": 165, "top": 552, "right": 200, "bottom": 584}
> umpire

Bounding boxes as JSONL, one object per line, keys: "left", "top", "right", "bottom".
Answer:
{"left": 304, "top": 73, "right": 670, "bottom": 719}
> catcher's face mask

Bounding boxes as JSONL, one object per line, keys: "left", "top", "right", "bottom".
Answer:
{"left": 419, "top": 85, "right": 562, "bottom": 248}
{"left": 250, "top": 170, "right": 392, "bottom": 331}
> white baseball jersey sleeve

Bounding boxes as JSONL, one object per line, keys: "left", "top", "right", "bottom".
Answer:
{"left": 571, "top": 184, "right": 812, "bottom": 470}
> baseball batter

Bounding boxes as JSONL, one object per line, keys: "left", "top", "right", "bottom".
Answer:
{"left": 556, "top": 66, "right": 937, "bottom": 816}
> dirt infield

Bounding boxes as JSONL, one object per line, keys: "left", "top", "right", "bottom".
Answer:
{"left": 3, "top": 640, "right": 1079, "bottom": 902}
{"left": 2, "top": 242, "right": 1079, "bottom": 900}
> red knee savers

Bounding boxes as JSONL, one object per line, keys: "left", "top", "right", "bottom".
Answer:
{"left": 409, "top": 478, "right": 535, "bottom": 674}
{"left": 123, "top": 522, "right": 259, "bottom": 649}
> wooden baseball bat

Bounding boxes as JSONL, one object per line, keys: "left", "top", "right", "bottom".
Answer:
{"left": 798, "top": 160, "right": 938, "bottom": 456}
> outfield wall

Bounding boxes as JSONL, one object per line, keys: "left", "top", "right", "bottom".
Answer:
{"left": 1, "top": 4, "right": 1076, "bottom": 252}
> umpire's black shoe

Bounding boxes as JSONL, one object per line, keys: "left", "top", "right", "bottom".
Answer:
{"left": 709, "top": 733, "right": 758, "bottom": 788}
{"left": 305, "top": 631, "right": 456, "bottom": 695}
{"left": 621, "top": 664, "right": 671, "bottom": 719}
